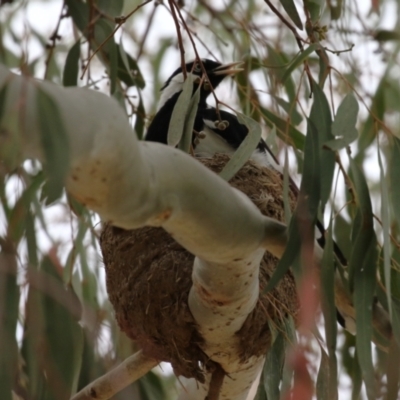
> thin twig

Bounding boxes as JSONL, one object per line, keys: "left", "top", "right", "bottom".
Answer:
{"left": 80, "top": 0, "right": 153, "bottom": 79}
{"left": 263, "top": 0, "right": 314, "bottom": 91}
{"left": 44, "top": 1, "right": 66, "bottom": 80}
{"left": 168, "top": 0, "right": 187, "bottom": 79}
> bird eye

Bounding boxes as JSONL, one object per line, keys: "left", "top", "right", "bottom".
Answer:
{"left": 193, "top": 62, "right": 201, "bottom": 73}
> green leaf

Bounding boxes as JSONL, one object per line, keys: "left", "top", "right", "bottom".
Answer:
{"left": 65, "top": 0, "right": 89, "bottom": 32}
{"left": 179, "top": 85, "right": 200, "bottom": 153}
{"left": 325, "top": 93, "right": 359, "bottom": 151}
{"left": 378, "top": 143, "right": 392, "bottom": 319}
{"left": 320, "top": 223, "right": 338, "bottom": 399}
{"left": 36, "top": 88, "right": 69, "bottom": 203}
{"left": 93, "top": 19, "right": 118, "bottom": 93}
{"left": 219, "top": 114, "right": 261, "bottom": 181}
{"left": 265, "top": 45, "right": 296, "bottom": 100}
{"left": 167, "top": 75, "right": 196, "bottom": 147}
{"left": 260, "top": 107, "right": 305, "bottom": 150}
{"left": 275, "top": 96, "right": 303, "bottom": 125}
{"left": 281, "top": 44, "right": 320, "bottom": 84}
{"left": 264, "top": 117, "right": 319, "bottom": 293}
{"left": 348, "top": 159, "right": 377, "bottom": 399}
{"left": 96, "top": 0, "right": 124, "bottom": 16}
{"left": 280, "top": 0, "right": 303, "bottom": 29}
{"left": 374, "top": 30, "right": 400, "bottom": 42}
{"left": 299, "top": 118, "right": 321, "bottom": 219}
{"left": 354, "top": 240, "right": 378, "bottom": 400}
{"left": 316, "top": 347, "right": 338, "bottom": 400}
{"left": 386, "top": 338, "right": 400, "bottom": 400}
{"left": 263, "top": 331, "right": 285, "bottom": 400}
{"left": 0, "top": 242, "right": 19, "bottom": 400}
{"left": 117, "top": 44, "right": 145, "bottom": 89}
{"left": 63, "top": 40, "right": 81, "bottom": 87}
{"left": 40, "top": 257, "right": 84, "bottom": 399}
{"left": 7, "top": 173, "right": 44, "bottom": 243}
{"left": 138, "top": 371, "right": 166, "bottom": 400}
{"left": 309, "top": 82, "right": 334, "bottom": 209}
{"left": 390, "top": 137, "right": 400, "bottom": 227}
{"left": 134, "top": 92, "right": 146, "bottom": 140}
{"left": 392, "top": 297, "right": 400, "bottom": 348}
{"left": 264, "top": 215, "right": 300, "bottom": 293}
{"left": 304, "top": 0, "right": 321, "bottom": 22}
{"left": 329, "top": 0, "right": 343, "bottom": 19}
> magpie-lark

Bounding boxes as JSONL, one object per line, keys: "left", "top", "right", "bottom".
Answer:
{"left": 145, "top": 58, "right": 357, "bottom": 333}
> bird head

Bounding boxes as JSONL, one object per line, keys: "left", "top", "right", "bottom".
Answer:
{"left": 157, "top": 58, "right": 243, "bottom": 110}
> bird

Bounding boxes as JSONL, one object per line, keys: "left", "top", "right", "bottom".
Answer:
{"left": 144, "top": 58, "right": 381, "bottom": 336}
{"left": 145, "top": 58, "right": 280, "bottom": 171}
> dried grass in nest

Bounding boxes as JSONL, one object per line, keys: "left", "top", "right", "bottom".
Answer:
{"left": 100, "top": 153, "right": 299, "bottom": 382}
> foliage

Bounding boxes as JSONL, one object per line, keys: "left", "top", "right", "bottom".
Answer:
{"left": 0, "top": 0, "right": 400, "bottom": 398}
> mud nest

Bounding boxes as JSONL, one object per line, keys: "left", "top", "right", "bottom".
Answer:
{"left": 100, "top": 154, "right": 299, "bottom": 382}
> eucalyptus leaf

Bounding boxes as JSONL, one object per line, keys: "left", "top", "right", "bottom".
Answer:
{"left": 263, "top": 331, "right": 285, "bottom": 400}
{"left": 63, "top": 40, "right": 81, "bottom": 87}
{"left": 167, "top": 74, "right": 195, "bottom": 147}
{"left": 37, "top": 88, "right": 69, "bottom": 203}
{"left": 281, "top": 44, "right": 320, "bottom": 84}
{"left": 280, "top": 0, "right": 303, "bottom": 29}
{"left": 325, "top": 93, "right": 359, "bottom": 150}
{"left": 179, "top": 85, "right": 200, "bottom": 153}
{"left": 390, "top": 137, "right": 400, "bottom": 227}
{"left": 309, "top": 82, "right": 334, "bottom": 209}
{"left": 260, "top": 107, "right": 305, "bottom": 150}
{"left": 219, "top": 114, "right": 261, "bottom": 181}
{"left": 378, "top": 144, "right": 392, "bottom": 319}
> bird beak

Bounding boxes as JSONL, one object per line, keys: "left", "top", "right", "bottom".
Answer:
{"left": 212, "top": 61, "right": 244, "bottom": 76}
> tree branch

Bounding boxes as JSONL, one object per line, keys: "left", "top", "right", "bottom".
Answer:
{"left": 71, "top": 350, "right": 157, "bottom": 400}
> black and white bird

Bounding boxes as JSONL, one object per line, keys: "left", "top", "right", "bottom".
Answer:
{"left": 145, "top": 58, "right": 280, "bottom": 171}
{"left": 144, "top": 58, "right": 367, "bottom": 334}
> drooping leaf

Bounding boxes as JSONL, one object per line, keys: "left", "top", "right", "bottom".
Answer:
{"left": 265, "top": 45, "right": 296, "bottom": 100}
{"left": 179, "top": 85, "right": 200, "bottom": 153}
{"left": 348, "top": 159, "right": 377, "bottom": 400}
{"left": 65, "top": 0, "right": 89, "bottom": 32}
{"left": 93, "top": 19, "right": 118, "bottom": 93}
{"left": 219, "top": 114, "right": 261, "bottom": 181}
{"left": 320, "top": 223, "right": 338, "bottom": 399}
{"left": 96, "top": 0, "right": 124, "bottom": 16}
{"left": 275, "top": 96, "right": 303, "bottom": 125}
{"left": 7, "top": 173, "right": 44, "bottom": 243}
{"left": 316, "top": 346, "right": 338, "bottom": 400}
{"left": 325, "top": 93, "right": 359, "bottom": 151}
{"left": 167, "top": 74, "right": 195, "bottom": 147}
{"left": 309, "top": 82, "right": 334, "bottom": 209}
{"left": 390, "top": 137, "right": 400, "bottom": 227}
{"left": 117, "top": 44, "right": 145, "bottom": 89}
{"left": 264, "top": 117, "right": 319, "bottom": 293}
{"left": 40, "top": 256, "right": 84, "bottom": 399}
{"left": 281, "top": 44, "right": 320, "bottom": 84}
{"left": 36, "top": 88, "right": 69, "bottom": 203}
{"left": 134, "top": 91, "right": 146, "bottom": 140}
{"left": 263, "top": 330, "right": 285, "bottom": 400}
{"left": 374, "top": 29, "right": 400, "bottom": 42}
{"left": 63, "top": 40, "right": 81, "bottom": 87}
{"left": 0, "top": 241, "right": 19, "bottom": 400}
{"left": 299, "top": 118, "right": 321, "bottom": 219}
{"left": 260, "top": 107, "right": 305, "bottom": 150}
{"left": 385, "top": 338, "right": 400, "bottom": 400}
{"left": 329, "top": 0, "right": 343, "bottom": 19}
{"left": 279, "top": 0, "right": 303, "bottom": 29}
{"left": 378, "top": 143, "right": 392, "bottom": 319}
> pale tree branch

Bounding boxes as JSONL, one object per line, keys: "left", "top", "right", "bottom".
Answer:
{"left": 0, "top": 64, "right": 286, "bottom": 399}
{"left": 71, "top": 350, "right": 157, "bottom": 400}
